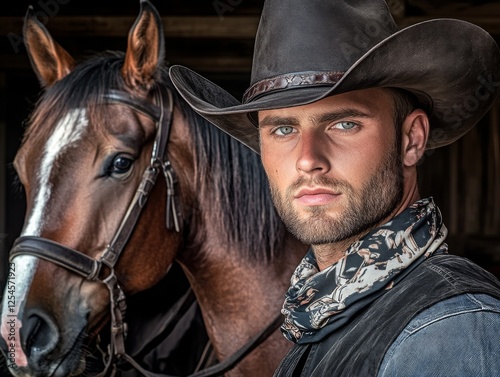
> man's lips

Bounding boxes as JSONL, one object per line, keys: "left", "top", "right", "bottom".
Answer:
{"left": 294, "top": 188, "right": 340, "bottom": 205}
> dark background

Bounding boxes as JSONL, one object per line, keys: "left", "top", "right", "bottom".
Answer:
{"left": 1, "top": 0, "right": 500, "bottom": 289}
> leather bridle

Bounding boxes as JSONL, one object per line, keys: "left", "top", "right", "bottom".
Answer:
{"left": 9, "top": 87, "right": 281, "bottom": 377}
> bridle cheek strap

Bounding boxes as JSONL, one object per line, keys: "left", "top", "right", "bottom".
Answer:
{"left": 103, "top": 88, "right": 181, "bottom": 237}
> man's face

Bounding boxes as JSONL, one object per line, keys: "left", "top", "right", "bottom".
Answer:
{"left": 258, "top": 88, "right": 404, "bottom": 245}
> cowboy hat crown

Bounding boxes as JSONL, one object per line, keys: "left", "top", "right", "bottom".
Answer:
{"left": 170, "top": 0, "right": 500, "bottom": 153}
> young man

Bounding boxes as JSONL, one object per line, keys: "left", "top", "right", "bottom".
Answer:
{"left": 170, "top": 0, "right": 500, "bottom": 375}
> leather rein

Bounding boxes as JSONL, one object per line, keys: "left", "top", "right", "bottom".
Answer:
{"left": 9, "top": 87, "right": 281, "bottom": 377}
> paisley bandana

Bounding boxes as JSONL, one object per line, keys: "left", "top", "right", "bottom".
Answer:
{"left": 281, "top": 198, "right": 448, "bottom": 344}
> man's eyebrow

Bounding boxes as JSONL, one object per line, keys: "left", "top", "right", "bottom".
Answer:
{"left": 316, "top": 108, "right": 373, "bottom": 124}
{"left": 259, "top": 108, "right": 373, "bottom": 127}
{"left": 259, "top": 115, "right": 300, "bottom": 127}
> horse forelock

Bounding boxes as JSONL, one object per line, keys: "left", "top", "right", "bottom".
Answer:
{"left": 24, "top": 52, "right": 127, "bottom": 146}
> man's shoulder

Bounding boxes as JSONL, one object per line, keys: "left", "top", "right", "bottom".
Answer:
{"left": 409, "top": 253, "right": 500, "bottom": 296}
{"left": 379, "top": 293, "right": 500, "bottom": 377}
{"left": 403, "top": 292, "right": 500, "bottom": 333}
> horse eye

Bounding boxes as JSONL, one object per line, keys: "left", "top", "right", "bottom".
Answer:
{"left": 110, "top": 155, "right": 134, "bottom": 177}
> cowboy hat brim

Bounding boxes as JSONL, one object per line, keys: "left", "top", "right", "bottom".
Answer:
{"left": 170, "top": 18, "right": 500, "bottom": 154}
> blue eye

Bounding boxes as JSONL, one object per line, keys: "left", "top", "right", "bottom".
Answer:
{"left": 274, "top": 126, "right": 295, "bottom": 136}
{"left": 334, "top": 121, "right": 357, "bottom": 130}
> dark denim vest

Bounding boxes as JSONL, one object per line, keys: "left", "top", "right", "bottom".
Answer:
{"left": 274, "top": 254, "right": 500, "bottom": 377}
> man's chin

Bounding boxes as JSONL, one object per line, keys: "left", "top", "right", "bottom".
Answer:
{"left": 285, "top": 216, "right": 349, "bottom": 245}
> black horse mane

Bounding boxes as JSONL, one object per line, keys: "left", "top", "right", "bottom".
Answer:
{"left": 26, "top": 51, "right": 287, "bottom": 262}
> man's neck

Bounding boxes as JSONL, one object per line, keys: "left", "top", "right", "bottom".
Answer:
{"left": 313, "top": 234, "right": 365, "bottom": 270}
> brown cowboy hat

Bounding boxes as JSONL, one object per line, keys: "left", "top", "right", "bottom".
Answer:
{"left": 169, "top": 0, "right": 500, "bottom": 154}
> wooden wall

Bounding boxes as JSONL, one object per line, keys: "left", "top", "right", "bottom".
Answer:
{"left": 418, "top": 102, "right": 500, "bottom": 275}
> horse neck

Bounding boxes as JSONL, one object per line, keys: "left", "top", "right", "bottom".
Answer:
{"left": 181, "top": 222, "right": 307, "bottom": 376}
{"left": 171, "top": 107, "right": 308, "bottom": 375}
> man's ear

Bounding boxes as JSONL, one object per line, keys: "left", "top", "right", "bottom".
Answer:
{"left": 401, "top": 109, "right": 429, "bottom": 167}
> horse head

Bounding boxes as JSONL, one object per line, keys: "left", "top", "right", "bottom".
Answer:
{"left": 0, "top": 2, "right": 193, "bottom": 375}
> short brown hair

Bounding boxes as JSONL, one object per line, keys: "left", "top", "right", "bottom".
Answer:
{"left": 388, "top": 88, "right": 422, "bottom": 142}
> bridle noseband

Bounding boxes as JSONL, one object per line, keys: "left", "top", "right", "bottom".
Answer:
{"left": 9, "top": 87, "right": 281, "bottom": 377}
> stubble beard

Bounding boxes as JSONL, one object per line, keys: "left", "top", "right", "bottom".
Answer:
{"left": 269, "top": 144, "right": 404, "bottom": 246}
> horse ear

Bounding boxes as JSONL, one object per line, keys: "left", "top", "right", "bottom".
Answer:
{"left": 23, "top": 6, "right": 75, "bottom": 88}
{"left": 122, "top": 0, "right": 165, "bottom": 89}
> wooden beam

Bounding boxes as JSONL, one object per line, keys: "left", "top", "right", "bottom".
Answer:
{"left": 2, "top": 14, "right": 500, "bottom": 39}
{"left": 0, "top": 16, "right": 260, "bottom": 38}
{"left": 0, "top": 53, "right": 252, "bottom": 73}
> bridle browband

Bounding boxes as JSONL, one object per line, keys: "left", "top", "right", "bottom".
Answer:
{"left": 9, "top": 87, "right": 281, "bottom": 377}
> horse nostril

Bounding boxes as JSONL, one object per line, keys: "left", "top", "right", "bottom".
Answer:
{"left": 21, "top": 312, "right": 59, "bottom": 358}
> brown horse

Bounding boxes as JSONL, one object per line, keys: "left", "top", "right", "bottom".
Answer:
{"left": 0, "top": 1, "right": 307, "bottom": 377}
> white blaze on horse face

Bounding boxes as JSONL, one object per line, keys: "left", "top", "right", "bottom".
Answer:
{"left": 25, "top": 108, "right": 89, "bottom": 235}
{"left": 1, "top": 109, "right": 89, "bottom": 368}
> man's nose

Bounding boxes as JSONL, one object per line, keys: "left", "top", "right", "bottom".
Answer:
{"left": 295, "top": 130, "right": 331, "bottom": 175}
